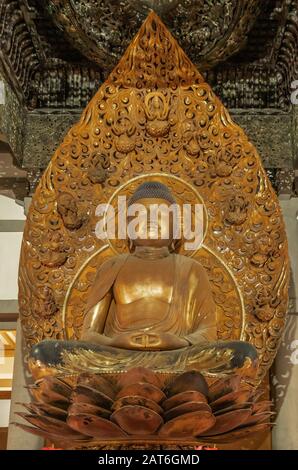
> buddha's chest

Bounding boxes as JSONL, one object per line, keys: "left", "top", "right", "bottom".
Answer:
{"left": 113, "top": 256, "right": 174, "bottom": 304}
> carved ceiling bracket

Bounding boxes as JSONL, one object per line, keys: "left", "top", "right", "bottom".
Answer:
{"left": 0, "top": 0, "right": 41, "bottom": 102}
{"left": 44, "top": 0, "right": 262, "bottom": 70}
{"left": 0, "top": 1, "right": 297, "bottom": 110}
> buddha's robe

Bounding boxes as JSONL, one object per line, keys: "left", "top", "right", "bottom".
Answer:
{"left": 86, "top": 254, "right": 217, "bottom": 344}
{"left": 30, "top": 255, "right": 257, "bottom": 375}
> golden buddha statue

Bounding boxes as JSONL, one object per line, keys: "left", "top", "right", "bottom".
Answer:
{"left": 30, "top": 182, "right": 257, "bottom": 377}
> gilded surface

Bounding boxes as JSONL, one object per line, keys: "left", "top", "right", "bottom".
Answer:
{"left": 62, "top": 244, "right": 243, "bottom": 347}
{"left": 19, "top": 12, "right": 289, "bottom": 382}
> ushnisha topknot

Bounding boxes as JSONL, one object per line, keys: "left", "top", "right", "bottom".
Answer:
{"left": 128, "top": 181, "right": 177, "bottom": 206}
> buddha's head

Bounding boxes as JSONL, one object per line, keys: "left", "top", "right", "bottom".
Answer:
{"left": 127, "top": 181, "right": 179, "bottom": 250}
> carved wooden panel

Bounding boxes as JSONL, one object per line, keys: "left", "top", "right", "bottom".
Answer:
{"left": 45, "top": 0, "right": 261, "bottom": 70}
{"left": 18, "top": 12, "right": 289, "bottom": 383}
{"left": 1, "top": 1, "right": 297, "bottom": 110}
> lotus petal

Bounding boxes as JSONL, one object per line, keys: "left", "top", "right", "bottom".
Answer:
{"left": 208, "top": 376, "right": 241, "bottom": 402}
{"left": 159, "top": 410, "right": 215, "bottom": 437}
{"left": 67, "top": 413, "right": 127, "bottom": 438}
{"left": 214, "top": 402, "right": 252, "bottom": 416}
{"left": 35, "top": 376, "right": 72, "bottom": 398}
{"left": 77, "top": 373, "right": 116, "bottom": 399}
{"left": 16, "top": 412, "right": 85, "bottom": 439}
{"left": 112, "top": 395, "right": 162, "bottom": 414}
{"left": 117, "top": 368, "right": 161, "bottom": 389}
{"left": 162, "top": 390, "right": 207, "bottom": 411}
{"left": 240, "top": 411, "right": 274, "bottom": 427}
{"left": 72, "top": 385, "right": 113, "bottom": 409}
{"left": 116, "top": 382, "right": 165, "bottom": 403}
{"left": 165, "top": 371, "right": 208, "bottom": 397}
{"left": 252, "top": 401, "right": 273, "bottom": 414}
{"left": 210, "top": 388, "right": 253, "bottom": 412}
{"left": 20, "top": 402, "right": 67, "bottom": 420}
{"left": 13, "top": 423, "right": 87, "bottom": 444}
{"left": 68, "top": 402, "right": 111, "bottom": 419}
{"left": 111, "top": 405, "right": 163, "bottom": 435}
{"left": 164, "top": 401, "right": 211, "bottom": 421}
{"left": 251, "top": 389, "right": 267, "bottom": 403}
{"left": 199, "top": 409, "right": 252, "bottom": 436}
{"left": 199, "top": 423, "right": 271, "bottom": 444}
{"left": 27, "top": 385, "right": 69, "bottom": 405}
{"left": 16, "top": 368, "right": 274, "bottom": 446}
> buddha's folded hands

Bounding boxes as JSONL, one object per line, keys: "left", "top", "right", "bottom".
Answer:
{"left": 108, "top": 331, "right": 189, "bottom": 350}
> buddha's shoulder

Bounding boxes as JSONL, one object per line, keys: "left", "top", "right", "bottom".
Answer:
{"left": 97, "top": 254, "right": 129, "bottom": 272}
{"left": 174, "top": 254, "right": 208, "bottom": 276}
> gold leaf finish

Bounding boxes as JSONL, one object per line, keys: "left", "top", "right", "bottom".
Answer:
{"left": 19, "top": 12, "right": 289, "bottom": 383}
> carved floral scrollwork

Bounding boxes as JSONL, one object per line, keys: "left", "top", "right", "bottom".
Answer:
{"left": 32, "top": 286, "right": 58, "bottom": 319}
{"left": 224, "top": 194, "right": 249, "bottom": 226}
{"left": 57, "top": 192, "right": 85, "bottom": 230}
{"left": 38, "top": 231, "right": 69, "bottom": 268}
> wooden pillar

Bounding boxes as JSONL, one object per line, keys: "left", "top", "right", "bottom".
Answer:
{"left": 7, "top": 320, "right": 43, "bottom": 450}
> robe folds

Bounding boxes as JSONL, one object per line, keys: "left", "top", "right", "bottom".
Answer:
{"left": 31, "top": 254, "right": 257, "bottom": 373}
{"left": 86, "top": 253, "right": 217, "bottom": 344}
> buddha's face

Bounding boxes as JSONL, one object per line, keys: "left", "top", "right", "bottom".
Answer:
{"left": 127, "top": 197, "right": 177, "bottom": 249}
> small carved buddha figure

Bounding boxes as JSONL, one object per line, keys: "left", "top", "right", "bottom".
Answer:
{"left": 30, "top": 182, "right": 257, "bottom": 376}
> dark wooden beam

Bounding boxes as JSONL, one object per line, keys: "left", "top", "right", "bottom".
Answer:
{"left": 0, "top": 313, "right": 18, "bottom": 322}
{"left": 0, "top": 427, "right": 8, "bottom": 450}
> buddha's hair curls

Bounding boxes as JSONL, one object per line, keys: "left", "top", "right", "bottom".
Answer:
{"left": 128, "top": 181, "right": 176, "bottom": 206}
